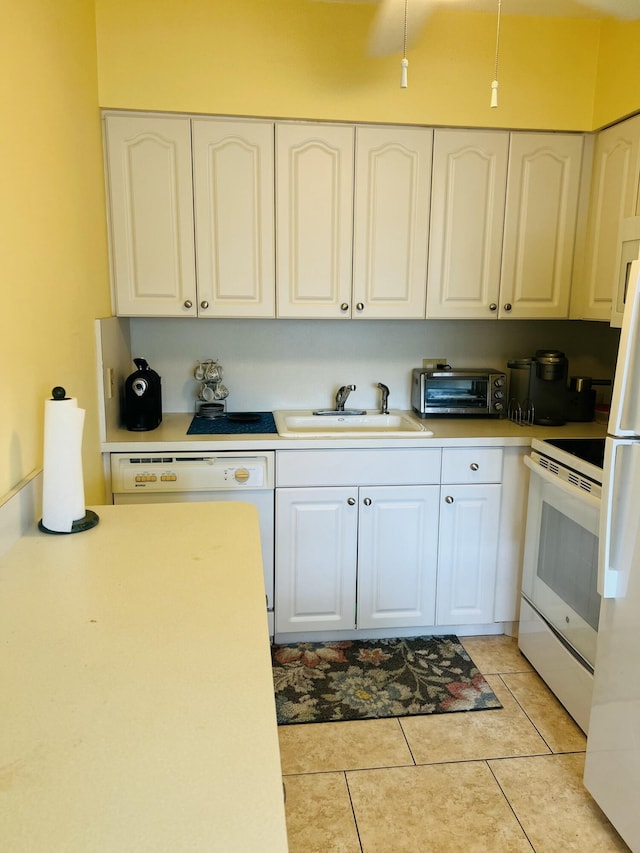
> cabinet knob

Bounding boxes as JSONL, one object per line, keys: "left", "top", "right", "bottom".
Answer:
{"left": 356, "top": 303, "right": 364, "bottom": 312}
{"left": 504, "top": 303, "right": 512, "bottom": 312}
{"left": 363, "top": 497, "right": 372, "bottom": 506}
{"left": 347, "top": 497, "right": 356, "bottom": 506}
{"left": 445, "top": 495, "right": 454, "bottom": 504}
{"left": 340, "top": 303, "right": 349, "bottom": 312}
{"left": 470, "top": 462, "right": 479, "bottom": 471}
{"left": 200, "top": 300, "right": 209, "bottom": 310}
{"left": 184, "top": 300, "right": 193, "bottom": 309}
{"left": 489, "top": 303, "right": 498, "bottom": 312}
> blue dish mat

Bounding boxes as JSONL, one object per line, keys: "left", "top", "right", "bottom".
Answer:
{"left": 187, "top": 412, "right": 277, "bottom": 435}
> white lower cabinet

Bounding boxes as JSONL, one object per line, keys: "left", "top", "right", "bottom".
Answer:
{"left": 275, "top": 487, "right": 358, "bottom": 633}
{"left": 436, "top": 448, "right": 503, "bottom": 625}
{"left": 357, "top": 486, "right": 440, "bottom": 629}
{"left": 436, "top": 483, "right": 501, "bottom": 625}
{"left": 274, "top": 447, "right": 507, "bottom": 637}
{"left": 276, "top": 485, "right": 440, "bottom": 634}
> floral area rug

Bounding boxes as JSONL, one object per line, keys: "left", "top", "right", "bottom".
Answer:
{"left": 272, "top": 635, "right": 502, "bottom": 725}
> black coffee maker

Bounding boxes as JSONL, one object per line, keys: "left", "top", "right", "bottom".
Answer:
{"left": 507, "top": 349, "right": 569, "bottom": 426}
{"left": 124, "top": 358, "right": 162, "bottom": 431}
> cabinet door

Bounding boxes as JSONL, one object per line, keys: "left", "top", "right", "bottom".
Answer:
{"left": 357, "top": 486, "right": 439, "bottom": 630}
{"left": 436, "top": 484, "right": 501, "bottom": 625}
{"left": 276, "top": 123, "right": 354, "bottom": 318}
{"left": 500, "top": 133, "right": 583, "bottom": 319}
{"left": 275, "top": 488, "right": 357, "bottom": 633}
{"left": 192, "top": 119, "right": 275, "bottom": 317}
{"left": 581, "top": 115, "right": 640, "bottom": 321}
{"left": 352, "top": 127, "right": 432, "bottom": 319}
{"left": 427, "top": 129, "right": 509, "bottom": 319}
{"left": 104, "top": 115, "right": 197, "bottom": 317}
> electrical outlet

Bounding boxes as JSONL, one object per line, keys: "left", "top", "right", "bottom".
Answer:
{"left": 106, "top": 367, "right": 115, "bottom": 400}
{"left": 422, "top": 357, "right": 448, "bottom": 370}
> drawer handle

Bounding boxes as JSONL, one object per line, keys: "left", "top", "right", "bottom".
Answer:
{"left": 200, "top": 300, "right": 209, "bottom": 310}
{"left": 503, "top": 302, "right": 512, "bottom": 312}
{"left": 184, "top": 299, "right": 193, "bottom": 309}
{"left": 347, "top": 497, "right": 356, "bottom": 506}
{"left": 470, "top": 462, "right": 479, "bottom": 471}
{"left": 363, "top": 497, "right": 372, "bottom": 506}
{"left": 356, "top": 302, "right": 364, "bottom": 312}
{"left": 445, "top": 495, "right": 454, "bottom": 504}
{"left": 489, "top": 303, "right": 498, "bottom": 312}
{"left": 340, "top": 303, "right": 349, "bottom": 312}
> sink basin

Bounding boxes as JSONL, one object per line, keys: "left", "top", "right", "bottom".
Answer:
{"left": 274, "top": 410, "right": 433, "bottom": 438}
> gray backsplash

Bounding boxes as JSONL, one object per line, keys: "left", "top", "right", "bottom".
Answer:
{"left": 124, "top": 317, "right": 620, "bottom": 413}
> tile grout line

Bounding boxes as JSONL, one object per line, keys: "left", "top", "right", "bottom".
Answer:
{"left": 343, "top": 770, "right": 365, "bottom": 853}
{"left": 485, "top": 758, "right": 537, "bottom": 852}
{"left": 493, "top": 673, "right": 584, "bottom": 756}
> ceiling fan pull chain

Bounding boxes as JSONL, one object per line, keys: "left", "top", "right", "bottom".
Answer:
{"left": 401, "top": 0, "right": 409, "bottom": 88}
{"left": 491, "top": 0, "right": 502, "bottom": 108}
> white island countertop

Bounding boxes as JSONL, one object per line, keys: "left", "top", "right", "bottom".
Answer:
{"left": 0, "top": 502, "right": 288, "bottom": 852}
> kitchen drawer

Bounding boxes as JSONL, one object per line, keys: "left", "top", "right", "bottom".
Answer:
{"left": 441, "top": 447, "right": 503, "bottom": 484}
{"left": 276, "top": 449, "right": 442, "bottom": 487}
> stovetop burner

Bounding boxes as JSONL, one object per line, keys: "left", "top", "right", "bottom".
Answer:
{"left": 543, "top": 437, "right": 606, "bottom": 469}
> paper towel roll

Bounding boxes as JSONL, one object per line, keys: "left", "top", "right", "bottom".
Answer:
{"left": 41, "top": 394, "right": 87, "bottom": 533}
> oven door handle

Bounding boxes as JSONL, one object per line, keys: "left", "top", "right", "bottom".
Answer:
{"left": 523, "top": 455, "right": 601, "bottom": 511}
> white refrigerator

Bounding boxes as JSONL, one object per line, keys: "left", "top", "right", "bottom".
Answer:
{"left": 584, "top": 259, "right": 640, "bottom": 851}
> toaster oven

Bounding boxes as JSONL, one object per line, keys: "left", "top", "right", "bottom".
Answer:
{"left": 411, "top": 367, "right": 507, "bottom": 418}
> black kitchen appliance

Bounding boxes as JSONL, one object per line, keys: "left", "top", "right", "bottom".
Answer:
{"left": 124, "top": 357, "right": 162, "bottom": 431}
{"left": 507, "top": 349, "right": 569, "bottom": 426}
{"left": 566, "top": 376, "right": 612, "bottom": 422}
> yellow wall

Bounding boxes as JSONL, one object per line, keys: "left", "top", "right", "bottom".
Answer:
{"left": 94, "top": 0, "right": 618, "bottom": 130}
{"left": 593, "top": 19, "right": 640, "bottom": 128}
{"left": 0, "top": 0, "right": 111, "bottom": 504}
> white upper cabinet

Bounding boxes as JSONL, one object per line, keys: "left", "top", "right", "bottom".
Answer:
{"left": 276, "top": 123, "right": 433, "bottom": 318}
{"left": 192, "top": 119, "right": 275, "bottom": 317}
{"left": 579, "top": 114, "right": 640, "bottom": 322}
{"left": 105, "top": 114, "right": 197, "bottom": 317}
{"left": 501, "top": 133, "right": 583, "bottom": 319}
{"left": 105, "top": 114, "right": 275, "bottom": 317}
{"left": 427, "top": 129, "right": 509, "bottom": 319}
{"left": 352, "top": 126, "right": 432, "bottom": 319}
{"left": 427, "top": 129, "right": 583, "bottom": 320}
{"left": 276, "top": 123, "right": 355, "bottom": 318}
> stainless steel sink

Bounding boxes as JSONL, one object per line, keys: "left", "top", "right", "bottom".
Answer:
{"left": 273, "top": 410, "right": 433, "bottom": 438}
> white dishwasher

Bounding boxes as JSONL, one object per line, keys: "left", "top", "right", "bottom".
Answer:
{"left": 110, "top": 451, "right": 275, "bottom": 633}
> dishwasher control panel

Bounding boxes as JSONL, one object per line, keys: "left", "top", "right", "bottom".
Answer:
{"left": 110, "top": 452, "right": 274, "bottom": 493}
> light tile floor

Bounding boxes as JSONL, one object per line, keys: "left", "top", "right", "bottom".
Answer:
{"left": 279, "top": 635, "right": 631, "bottom": 853}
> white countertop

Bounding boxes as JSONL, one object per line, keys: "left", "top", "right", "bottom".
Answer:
{"left": 0, "top": 502, "right": 288, "bottom": 852}
{"left": 102, "top": 411, "right": 607, "bottom": 452}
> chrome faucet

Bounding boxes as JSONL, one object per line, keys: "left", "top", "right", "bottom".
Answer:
{"left": 335, "top": 384, "right": 356, "bottom": 411}
{"left": 377, "top": 382, "right": 390, "bottom": 414}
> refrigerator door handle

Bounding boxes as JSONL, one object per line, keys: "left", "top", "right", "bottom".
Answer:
{"left": 599, "top": 439, "right": 640, "bottom": 598}
{"left": 609, "top": 259, "right": 640, "bottom": 436}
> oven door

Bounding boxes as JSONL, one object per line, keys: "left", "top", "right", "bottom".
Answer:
{"left": 521, "top": 456, "right": 601, "bottom": 667}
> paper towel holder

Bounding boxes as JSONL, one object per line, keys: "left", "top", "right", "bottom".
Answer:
{"left": 38, "top": 386, "right": 100, "bottom": 535}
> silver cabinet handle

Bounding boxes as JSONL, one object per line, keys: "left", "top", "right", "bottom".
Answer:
{"left": 340, "top": 303, "right": 349, "bottom": 312}
{"left": 445, "top": 495, "right": 454, "bottom": 504}
{"left": 356, "top": 302, "right": 364, "bottom": 311}
{"left": 347, "top": 497, "right": 356, "bottom": 506}
{"left": 363, "top": 497, "right": 372, "bottom": 506}
{"left": 184, "top": 300, "right": 193, "bottom": 309}
{"left": 200, "top": 300, "right": 209, "bottom": 310}
{"left": 470, "top": 462, "right": 479, "bottom": 471}
{"left": 504, "top": 303, "right": 512, "bottom": 311}
{"left": 489, "top": 303, "right": 498, "bottom": 312}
